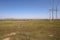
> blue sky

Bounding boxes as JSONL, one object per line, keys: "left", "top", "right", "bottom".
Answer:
{"left": 0, "top": 0, "right": 60, "bottom": 19}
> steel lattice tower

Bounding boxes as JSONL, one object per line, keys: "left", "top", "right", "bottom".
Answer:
{"left": 49, "top": 0, "right": 58, "bottom": 21}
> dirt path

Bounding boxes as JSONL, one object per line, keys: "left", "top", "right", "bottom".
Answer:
{"left": 3, "top": 32, "right": 16, "bottom": 40}
{"left": 3, "top": 37, "right": 10, "bottom": 40}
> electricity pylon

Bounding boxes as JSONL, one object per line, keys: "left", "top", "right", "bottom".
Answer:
{"left": 49, "top": 0, "right": 58, "bottom": 21}
{"left": 56, "top": 5, "right": 58, "bottom": 19}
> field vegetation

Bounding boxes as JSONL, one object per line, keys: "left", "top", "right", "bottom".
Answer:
{"left": 0, "top": 19, "right": 60, "bottom": 40}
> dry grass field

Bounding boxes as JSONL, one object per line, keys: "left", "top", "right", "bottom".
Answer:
{"left": 0, "top": 19, "right": 60, "bottom": 40}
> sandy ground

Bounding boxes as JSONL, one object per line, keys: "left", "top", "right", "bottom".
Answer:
{"left": 3, "top": 32, "right": 16, "bottom": 40}
{"left": 3, "top": 37, "right": 10, "bottom": 40}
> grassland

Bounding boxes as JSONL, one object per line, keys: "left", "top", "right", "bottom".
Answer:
{"left": 0, "top": 19, "right": 60, "bottom": 40}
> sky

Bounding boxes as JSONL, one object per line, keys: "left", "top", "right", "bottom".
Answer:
{"left": 0, "top": 0, "right": 60, "bottom": 19}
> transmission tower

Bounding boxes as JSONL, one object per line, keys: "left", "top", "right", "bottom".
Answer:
{"left": 56, "top": 5, "right": 58, "bottom": 19}
{"left": 49, "top": 0, "right": 58, "bottom": 21}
